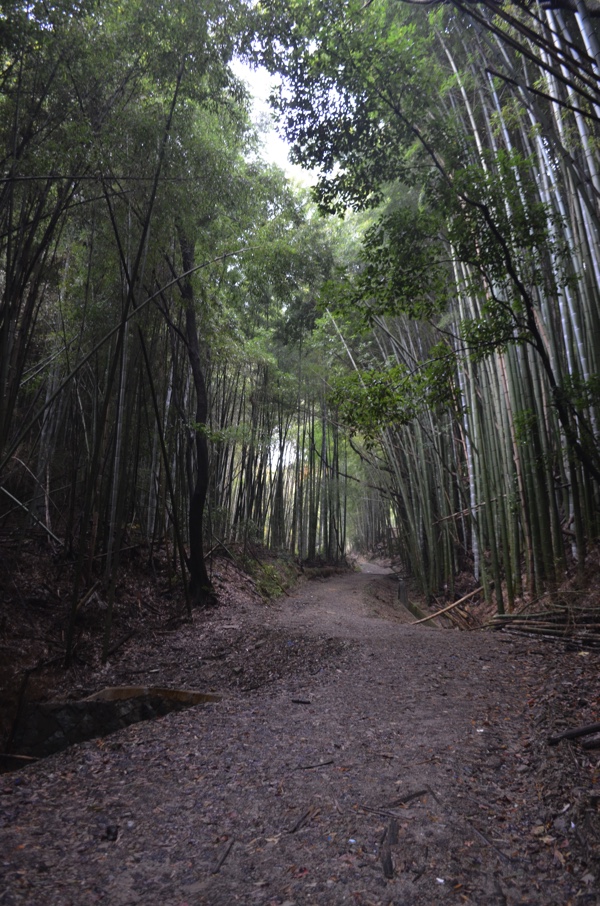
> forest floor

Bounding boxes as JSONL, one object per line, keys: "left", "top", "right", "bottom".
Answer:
{"left": 1, "top": 546, "right": 600, "bottom": 905}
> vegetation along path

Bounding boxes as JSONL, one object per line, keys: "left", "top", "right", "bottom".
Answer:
{"left": 1, "top": 564, "right": 599, "bottom": 905}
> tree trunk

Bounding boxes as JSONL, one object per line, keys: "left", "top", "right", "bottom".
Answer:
{"left": 179, "top": 232, "right": 216, "bottom": 607}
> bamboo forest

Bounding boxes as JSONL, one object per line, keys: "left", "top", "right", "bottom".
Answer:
{"left": 2, "top": 0, "right": 599, "bottom": 628}
{"left": 3, "top": 0, "right": 600, "bottom": 902}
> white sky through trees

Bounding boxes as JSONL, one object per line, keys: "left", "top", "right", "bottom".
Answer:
{"left": 233, "top": 60, "right": 314, "bottom": 184}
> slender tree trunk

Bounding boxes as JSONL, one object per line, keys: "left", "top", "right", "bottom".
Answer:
{"left": 179, "top": 232, "right": 216, "bottom": 606}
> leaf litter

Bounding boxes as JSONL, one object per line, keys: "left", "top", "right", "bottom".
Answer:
{"left": 0, "top": 546, "right": 599, "bottom": 905}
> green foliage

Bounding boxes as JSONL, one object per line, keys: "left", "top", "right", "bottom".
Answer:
{"left": 353, "top": 205, "right": 453, "bottom": 322}
{"left": 256, "top": 0, "right": 571, "bottom": 374}
{"left": 513, "top": 409, "right": 538, "bottom": 446}
{"left": 330, "top": 340, "right": 457, "bottom": 442}
{"left": 459, "top": 299, "right": 522, "bottom": 362}
{"left": 425, "top": 341, "right": 459, "bottom": 409}
{"left": 562, "top": 373, "right": 600, "bottom": 413}
{"left": 447, "top": 151, "right": 559, "bottom": 288}
{"left": 257, "top": 0, "right": 441, "bottom": 214}
{"left": 330, "top": 364, "right": 417, "bottom": 441}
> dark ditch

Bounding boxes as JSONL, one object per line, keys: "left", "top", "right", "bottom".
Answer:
{"left": 2, "top": 686, "right": 220, "bottom": 770}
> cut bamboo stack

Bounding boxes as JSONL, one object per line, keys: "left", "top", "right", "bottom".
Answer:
{"left": 490, "top": 606, "right": 600, "bottom": 649}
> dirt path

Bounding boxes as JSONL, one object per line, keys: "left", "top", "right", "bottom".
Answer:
{"left": 1, "top": 566, "right": 597, "bottom": 905}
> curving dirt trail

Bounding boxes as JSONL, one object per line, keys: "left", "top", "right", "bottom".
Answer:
{"left": 0, "top": 564, "right": 595, "bottom": 905}
{"left": 275, "top": 564, "right": 409, "bottom": 638}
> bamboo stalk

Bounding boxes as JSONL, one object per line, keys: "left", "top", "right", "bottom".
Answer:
{"left": 411, "top": 586, "right": 484, "bottom": 625}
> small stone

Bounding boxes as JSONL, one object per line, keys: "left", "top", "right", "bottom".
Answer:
{"left": 102, "top": 825, "right": 119, "bottom": 842}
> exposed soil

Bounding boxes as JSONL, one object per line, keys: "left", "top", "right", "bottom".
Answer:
{"left": 1, "top": 553, "right": 600, "bottom": 905}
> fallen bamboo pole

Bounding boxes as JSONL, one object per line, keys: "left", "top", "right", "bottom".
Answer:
{"left": 548, "top": 722, "right": 600, "bottom": 745}
{"left": 410, "top": 586, "right": 484, "bottom": 625}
